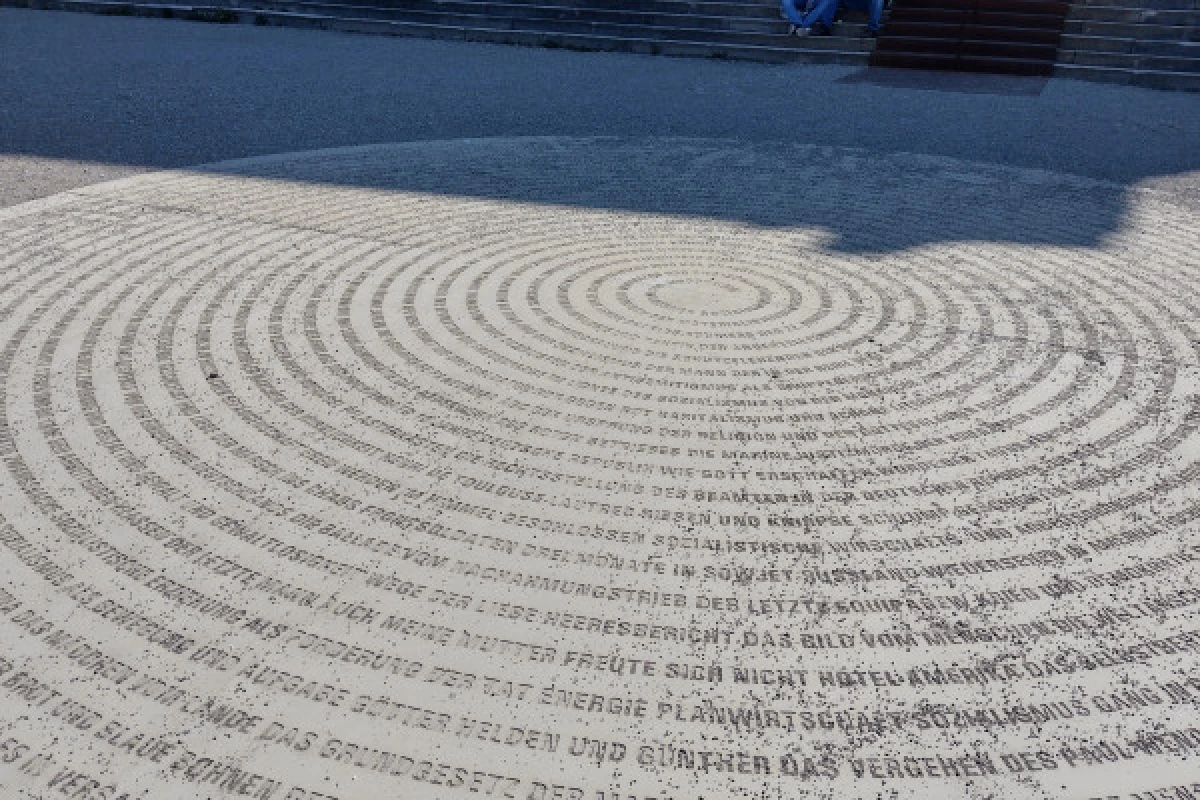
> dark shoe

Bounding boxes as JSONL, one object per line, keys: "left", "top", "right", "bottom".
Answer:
{"left": 810, "top": 21, "right": 832, "bottom": 34}
{"left": 864, "top": 26, "right": 879, "bottom": 36}
{"left": 790, "top": 23, "right": 811, "bottom": 35}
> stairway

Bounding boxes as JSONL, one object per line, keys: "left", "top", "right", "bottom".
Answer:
{"left": 5, "top": 0, "right": 877, "bottom": 65}
{"left": 6, "top": 0, "right": 1196, "bottom": 87}
{"left": 870, "top": 0, "right": 1069, "bottom": 74}
{"left": 1055, "top": 0, "right": 1200, "bottom": 88}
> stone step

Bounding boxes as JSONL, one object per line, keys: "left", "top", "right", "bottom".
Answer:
{"left": 884, "top": 19, "right": 1064, "bottom": 38}
{"left": 876, "top": 33, "right": 1060, "bottom": 54}
{"left": 1065, "top": 4, "right": 1200, "bottom": 21}
{"left": 887, "top": 7, "right": 1067, "bottom": 28}
{"left": 243, "top": 0, "right": 884, "bottom": 41}
{"left": 1060, "top": 32, "right": 1200, "bottom": 53}
{"left": 872, "top": 0, "right": 1068, "bottom": 75}
{"left": 6, "top": 0, "right": 874, "bottom": 62}
{"left": 257, "top": 0, "right": 790, "bottom": 23}
{"left": 886, "top": 0, "right": 1067, "bottom": 10}
{"left": 236, "top": 1, "right": 795, "bottom": 39}
{"left": 1056, "top": 0, "right": 1200, "bottom": 87}
{"left": 872, "top": 48, "right": 1055, "bottom": 71}
{"left": 244, "top": 0, "right": 867, "bottom": 35}
{"left": 1058, "top": 47, "right": 1200, "bottom": 67}
{"left": 271, "top": 0, "right": 787, "bottom": 16}
{"left": 1054, "top": 60, "right": 1200, "bottom": 85}
{"left": 1072, "top": 0, "right": 1199, "bottom": 8}
{"left": 343, "top": 0, "right": 776, "bottom": 8}
{"left": 1062, "top": 18, "right": 1200, "bottom": 38}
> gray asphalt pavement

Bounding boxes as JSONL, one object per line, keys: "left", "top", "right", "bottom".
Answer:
{"left": 1, "top": 7, "right": 1198, "bottom": 209}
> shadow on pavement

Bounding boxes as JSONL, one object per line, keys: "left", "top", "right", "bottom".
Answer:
{"left": 186, "top": 137, "right": 1130, "bottom": 255}
{"left": 1, "top": 7, "right": 1197, "bottom": 255}
{"left": 837, "top": 67, "right": 1051, "bottom": 95}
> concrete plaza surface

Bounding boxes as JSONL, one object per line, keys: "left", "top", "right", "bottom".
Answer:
{"left": 2, "top": 8, "right": 1200, "bottom": 800}
{"left": 2, "top": 8, "right": 1200, "bottom": 207}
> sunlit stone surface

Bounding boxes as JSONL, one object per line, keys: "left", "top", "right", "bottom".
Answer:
{"left": 1, "top": 138, "right": 1199, "bottom": 800}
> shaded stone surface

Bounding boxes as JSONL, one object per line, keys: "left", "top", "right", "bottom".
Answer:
{"left": 1, "top": 138, "right": 1199, "bottom": 799}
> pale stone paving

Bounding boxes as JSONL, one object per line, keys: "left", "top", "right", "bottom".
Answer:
{"left": 0, "top": 139, "right": 1199, "bottom": 799}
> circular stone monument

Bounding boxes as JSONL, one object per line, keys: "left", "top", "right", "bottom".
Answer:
{"left": 0, "top": 138, "right": 1198, "bottom": 800}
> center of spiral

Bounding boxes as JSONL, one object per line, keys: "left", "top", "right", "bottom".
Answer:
{"left": 653, "top": 279, "right": 750, "bottom": 314}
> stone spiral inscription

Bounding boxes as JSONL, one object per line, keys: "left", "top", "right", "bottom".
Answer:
{"left": 0, "top": 138, "right": 1199, "bottom": 800}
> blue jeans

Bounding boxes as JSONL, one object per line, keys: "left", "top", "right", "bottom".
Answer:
{"left": 844, "top": 0, "right": 884, "bottom": 31}
{"left": 781, "top": 0, "right": 882, "bottom": 30}
{"left": 780, "top": 0, "right": 803, "bottom": 25}
{"left": 781, "top": 0, "right": 836, "bottom": 27}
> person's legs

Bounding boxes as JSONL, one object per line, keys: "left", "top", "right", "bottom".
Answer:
{"left": 800, "top": 0, "right": 839, "bottom": 31}
{"left": 781, "top": 0, "right": 806, "bottom": 26}
{"left": 839, "top": 0, "right": 883, "bottom": 34}
{"left": 866, "top": 0, "right": 884, "bottom": 31}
